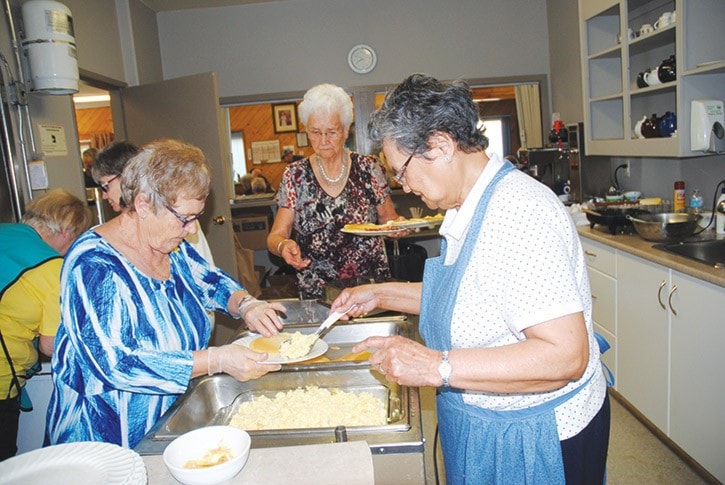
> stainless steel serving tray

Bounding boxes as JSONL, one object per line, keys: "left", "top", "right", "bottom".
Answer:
{"left": 138, "top": 369, "right": 422, "bottom": 455}
{"left": 135, "top": 317, "right": 423, "bottom": 455}
{"left": 156, "top": 369, "right": 409, "bottom": 440}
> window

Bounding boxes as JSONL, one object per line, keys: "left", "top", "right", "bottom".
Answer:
{"left": 230, "top": 131, "right": 246, "bottom": 182}
{"left": 478, "top": 117, "right": 512, "bottom": 160}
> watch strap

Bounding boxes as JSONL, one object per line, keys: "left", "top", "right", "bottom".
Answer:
{"left": 439, "top": 350, "right": 451, "bottom": 387}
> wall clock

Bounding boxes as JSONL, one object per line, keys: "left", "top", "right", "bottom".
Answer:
{"left": 347, "top": 44, "right": 377, "bottom": 74}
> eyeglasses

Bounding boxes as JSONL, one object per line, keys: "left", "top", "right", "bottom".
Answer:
{"left": 393, "top": 153, "right": 415, "bottom": 184}
{"left": 308, "top": 129, "right": 342, "bottom": 140}
{"left": 165, "top": 204, "right": 204, "bottom": 227}
{"left": 99, "top": 174, "right": 119, "bottom": 193}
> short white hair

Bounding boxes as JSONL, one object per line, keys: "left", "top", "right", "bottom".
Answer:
{"left": 298, "top": 83, "right": 354, "bottom": 129}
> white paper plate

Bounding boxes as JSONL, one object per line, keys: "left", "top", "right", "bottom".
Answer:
{"left": 234, "top": 333, "right": 329, "bottom": 364}
{"left": 0, "top": 442, "right": 147, "bottom": 485}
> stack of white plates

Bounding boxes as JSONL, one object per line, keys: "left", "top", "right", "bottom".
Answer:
{"left": 0, "top": 442, "right": 146, "bottom": 484}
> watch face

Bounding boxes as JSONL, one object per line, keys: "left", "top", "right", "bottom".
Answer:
{"left": 348, "top": 44, "right": 377, "bottom": 74}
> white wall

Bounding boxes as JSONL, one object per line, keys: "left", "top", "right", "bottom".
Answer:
{"left": 546, "top": 0, "right": 583, "bottom": 125}
{"left": 156, "top": 0, "right": 551, "bottom": 99}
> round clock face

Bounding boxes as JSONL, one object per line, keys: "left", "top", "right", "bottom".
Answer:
{"left": 348, "top": 44, "right": 377, "bottom": 74}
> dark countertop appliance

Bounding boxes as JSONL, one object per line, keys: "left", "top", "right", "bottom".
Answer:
{"left": 524, "top": 123, "right": 611, "bottom": 203}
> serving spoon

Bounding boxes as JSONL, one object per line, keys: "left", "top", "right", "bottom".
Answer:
{"left": 281, "top": 307, "right": 353, "bottom": 356}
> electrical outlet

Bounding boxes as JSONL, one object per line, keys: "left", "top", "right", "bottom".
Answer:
{"left": 624, "top": 160, "right": 630, "bottom": 177}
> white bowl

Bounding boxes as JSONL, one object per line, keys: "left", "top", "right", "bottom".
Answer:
{"left": 623, "top": 191, "right": 642, "bottom": 202}
{"left": 163, "top": 426, "right": 250, "bottom": 485}
{"left": 605, "top": 194, "right": 624, "bottom": 203}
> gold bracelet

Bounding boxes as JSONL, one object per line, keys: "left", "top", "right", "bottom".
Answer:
{"left": 276, "top": 238, "right": 292, "bottom": 255}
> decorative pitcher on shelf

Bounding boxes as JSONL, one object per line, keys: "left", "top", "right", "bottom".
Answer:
{"left": 634, "top": 116, "right": 647, "bottom": 139}
{"left": 658, "top": 111, "right": 677, "bottom": 137}
{"left": 658, "top": 55, "right": 676, "bottom": 83}
{"left": 641, "top": 114, "right": 660, "bottom": 138}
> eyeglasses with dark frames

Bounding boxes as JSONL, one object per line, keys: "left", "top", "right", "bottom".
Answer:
{"left": 393, "top": 152, "right": 415, "bottom": 184}
{"left": 165, "top": 204, "right": 204, "bottom": 227}
{"left": 99, "top": 174, "right": 119, "bottom": 193}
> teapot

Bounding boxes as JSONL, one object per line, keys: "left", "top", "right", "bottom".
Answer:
{"left": 634, "top": 116, "right": 647, "bottom": 139}
{"left": 641, "top": 114, "right": 660, "bottom": 138}
{"left": 657, "top": 55, "right": 676, "bottom": 83}
{"left": 644, "top": 68, "right": 662, "bottom": 86}
{"left": 658, "top": 111, "right": 677, "bottom": 137}
{"left": 636, "top": 70, "right": 649, "bottom": 89}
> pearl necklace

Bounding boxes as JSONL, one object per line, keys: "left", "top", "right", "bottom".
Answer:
{"left": 316, "top": 152, "right": 347, "bottom": 185}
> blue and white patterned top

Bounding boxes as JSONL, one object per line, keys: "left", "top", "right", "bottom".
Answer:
{"left": 46, "top": 230, "right": 243, "bottom": 448}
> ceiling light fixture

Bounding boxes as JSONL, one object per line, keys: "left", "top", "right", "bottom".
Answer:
{"left": 72, "top": 94, "right": 111, "bottom": 104}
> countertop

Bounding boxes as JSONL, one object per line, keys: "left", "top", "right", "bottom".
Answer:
{"left": 577, "top": 225, "right": 725, "bottom": 288}
{"left": 142, "top": 441, "right": 374, "bottom": 484}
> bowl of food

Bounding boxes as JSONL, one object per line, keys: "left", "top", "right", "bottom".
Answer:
{"left": 627, "top": 212, "right": 701, "bottom": 242}
{"left": 163, "top": 425, "right": 251, "bottom": 485}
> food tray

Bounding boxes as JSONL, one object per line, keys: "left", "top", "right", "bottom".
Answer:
{"left": 155, "top": 368, "right": 410, "bottom": 439}
{"left": 213, "top": 381, "right": 407, "bottom": 436}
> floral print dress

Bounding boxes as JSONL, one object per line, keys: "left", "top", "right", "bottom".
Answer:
{"left": 277, "top": 152, "right": 392, "bottom": 298}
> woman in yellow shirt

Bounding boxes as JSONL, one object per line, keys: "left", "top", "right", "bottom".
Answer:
{"left": 0, "top": 189, "right": 92, "bottom": 460}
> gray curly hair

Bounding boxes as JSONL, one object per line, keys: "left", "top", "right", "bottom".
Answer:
{"left": 119, "top": 138, "right": 211, "bottom": 212}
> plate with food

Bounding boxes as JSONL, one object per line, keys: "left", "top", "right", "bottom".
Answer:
{"left": 389, "top": 214, "right": 444, "bottom": 230}
{"left": 341, "top": 222, "right": 407, "bottom": 236}
{"left": 233, "top": 332, "right": 329, "bottom": 364}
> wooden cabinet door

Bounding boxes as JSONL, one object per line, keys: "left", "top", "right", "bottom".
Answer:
{"left": 669, "top": 270, "right": 725, "bottom": 483}
{"left": 616, "top": 252, "right": 670, "bottom": 433}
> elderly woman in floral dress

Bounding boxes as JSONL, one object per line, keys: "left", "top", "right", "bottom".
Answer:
{"left": 267, "top": 83, "right": 402, "bottom": 299}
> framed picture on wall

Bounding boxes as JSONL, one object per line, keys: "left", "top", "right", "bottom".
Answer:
{"left": 296, "top": 131, "right": 309, "bottom": 147}
{"left": 272, "top": 103, "right": 298, "bottom": 133}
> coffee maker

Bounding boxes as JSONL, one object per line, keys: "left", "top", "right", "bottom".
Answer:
{"left": 525, "top": 147, "right": 571, "bottom": 199}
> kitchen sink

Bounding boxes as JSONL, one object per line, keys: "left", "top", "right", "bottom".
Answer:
{"left": 655, "top": 239, "right": 725, "bottom": 267}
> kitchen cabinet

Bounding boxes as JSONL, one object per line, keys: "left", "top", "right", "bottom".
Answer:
{"left": 617, "top": 252, "right": 725, "bottom": 483}
{"left": 578, "top": 0, "right": 725, "bottom": 157}
{"left": 669, "top": 270, "right": 725, "bottom": 482}
{"left": 582, "top": 238, "right": 618, "bottom": 387}
{"left": 616, "top": 252, "right": 669, "bottom": 431}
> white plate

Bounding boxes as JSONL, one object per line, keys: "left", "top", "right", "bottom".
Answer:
{"left": 0, "top": 442, "right": 147, "bottom": 485}
{"left": 234, "top": 333, "right": 329, "bottom": 364}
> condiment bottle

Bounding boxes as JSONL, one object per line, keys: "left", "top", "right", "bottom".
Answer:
{"left": 673, "top": 181, "right": 685, "bottom": 212}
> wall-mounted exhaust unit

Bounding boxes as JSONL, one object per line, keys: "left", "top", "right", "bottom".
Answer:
{"left": 20, "top": 0, "right": 78, "bottom": 94}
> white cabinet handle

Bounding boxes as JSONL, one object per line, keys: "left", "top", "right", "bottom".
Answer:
{"left": 668, "top": 284, "right": 678, "bottom": 316}
{"left": 657, "top": 280, "right": 667, "bottom": 310}
{"left": 584, "top": 250, "right": 596, "bottom": 257}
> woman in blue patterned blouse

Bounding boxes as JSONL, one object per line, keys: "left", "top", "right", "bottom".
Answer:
{"left": 46, "top": 139, "right": 285, "bottom": 448}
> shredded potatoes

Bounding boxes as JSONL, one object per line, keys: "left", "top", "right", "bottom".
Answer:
{"left": 183, "top": 445, "right": 234, "bottom": 469}
{"left": 278, "top": 332, "right": 318, "bottom": 359}
{"left": 229, "top": 386, "right": 387, "bottom": 430}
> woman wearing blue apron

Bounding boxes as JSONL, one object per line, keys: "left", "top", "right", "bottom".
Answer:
{"left": 332, "top": 74, "right": 610, "bottom": 484}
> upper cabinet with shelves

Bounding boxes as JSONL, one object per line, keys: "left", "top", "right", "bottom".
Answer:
{"left": 578, "top": 0, "right": 725, "bottom": 157}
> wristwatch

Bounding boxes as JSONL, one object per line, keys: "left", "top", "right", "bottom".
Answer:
{"left": 438, "top": 350, "right": 452, "bottom": 387}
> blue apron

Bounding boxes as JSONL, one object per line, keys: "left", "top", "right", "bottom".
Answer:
{"left": 419, "top": 161, "right": 590, "bottom": 484}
